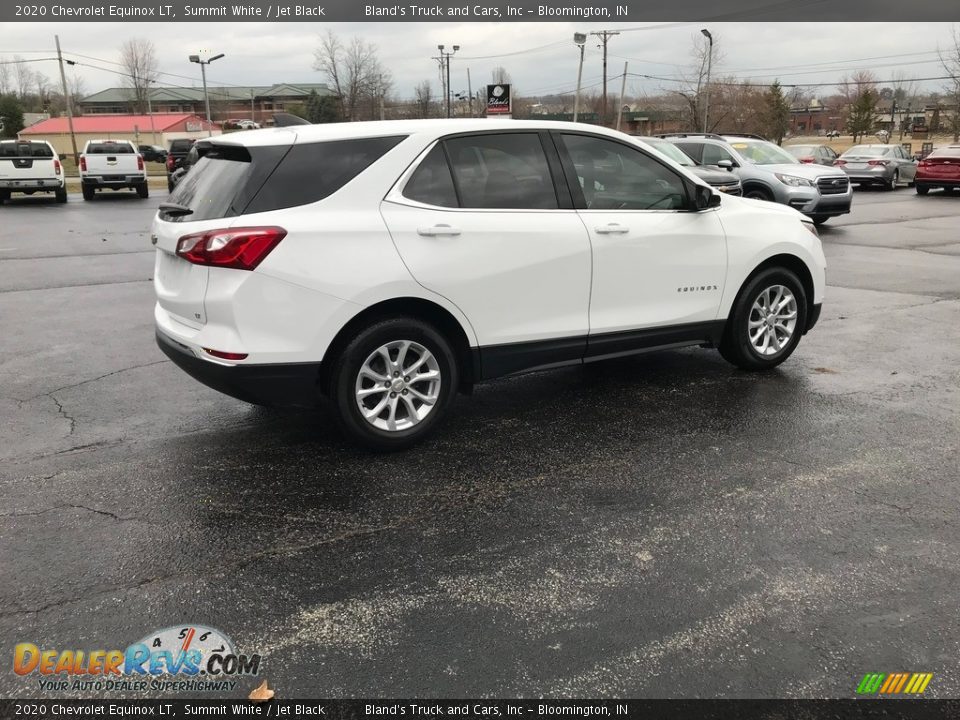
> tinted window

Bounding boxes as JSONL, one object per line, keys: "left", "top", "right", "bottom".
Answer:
{"left": 169, "top": 139, "right": 194, "bottom": 153}
{"left": 167, "top": 136, "right": 404, "bottom": 222}
{"left": 702, "top": 143, "right": 737, "bottom": 166}
{"left": 0, "top": 141, "right": 53, "bottom": 158}
{"left": 445, "top": 133, "right": 557, "bottom": 209}
{"left": 87, "top": 142, "right": 134, "bottom": 154}
{"left": 673, "top": 142, "right": 703, "bottom": 163}
{"left": 560, "top": 134, "right": 687, "bottom": 211}
{"left": 403, "top": 144, "right": 458, "bottom": 207}
{"left": 245, "top": 135, "right": 404, "bottom": 214}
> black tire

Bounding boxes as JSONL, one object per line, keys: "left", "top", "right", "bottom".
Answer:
{"left": 329, "top": 317, "right": 459, "bottom": 451}
{"left": 0, "top": 190, "right": 8, "bottom": 205}
{"left": 55, "top": 186, "right": 67, "bottom": 204}
{"left": 810, "top": 215, "right": 830, "bottom": 226}
{"left": 915, "top": 184, "right": 929, "bottom": 195}
{"left": 82, "top": 186, "right": 95, "bottom": 201}
{"left": 743, "top": 186, "right": 774, "bottom": 202}
{"left": 136, "top": 183, "right": 149, "bottom": 199}
{"left": 719, "top": 267, "right": 808, "bottom": 372}
{"left": 167, "top": 178, "right": 175, "bottom": 193}
{"left": 886, "top": 170, "right": 899, "bottom": 191}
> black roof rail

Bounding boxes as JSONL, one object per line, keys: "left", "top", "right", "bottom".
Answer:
{"left": 719, "top": 132, "right": 770, "bottom": 141}
{"left": 654, "top": 132, "right": 725, "bottom": 140}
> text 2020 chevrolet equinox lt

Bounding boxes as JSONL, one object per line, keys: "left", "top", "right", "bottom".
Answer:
{"left": 154, "top": 120, "right": 826, "bottom": 450}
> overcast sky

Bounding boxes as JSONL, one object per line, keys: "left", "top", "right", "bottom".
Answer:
{"left": 2, "top": 22, "right": 955, "bottom": 103}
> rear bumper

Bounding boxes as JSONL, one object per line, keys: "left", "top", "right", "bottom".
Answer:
{"left": 156, "top": 330, "right": 322, "bottom": 409}
{"left": 0, "top": 178, "right": 63, "bottom": 190}
{"left": 915, "top": 178, "right": 960, "bottom": 189}
{"left": 82, "top": 175, "right": 147, "bottom": 187}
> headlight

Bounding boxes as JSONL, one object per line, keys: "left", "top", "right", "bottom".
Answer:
{"left": 775, "top": 173, "right": 815, "bottom": 187}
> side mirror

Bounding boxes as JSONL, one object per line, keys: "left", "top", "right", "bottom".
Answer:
{"left": 717, "top": 159, "right": 735, "bottom": 171}
{"left": 694, "top": 184, "right": 721, "bottom": 210}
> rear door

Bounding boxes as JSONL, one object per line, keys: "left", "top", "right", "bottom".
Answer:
{"left": 153, "top": 143, "right": 287, "bottom": 328}
{"left": 381, "top": 131, "right": 592, "bottom": 367}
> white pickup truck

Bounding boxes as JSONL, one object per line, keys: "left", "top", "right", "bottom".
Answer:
{"left": 79, "top": 139, "right": 149, "bottom": 200}
{"left": 0, "top": 139, "right": 67, "bottom": 204}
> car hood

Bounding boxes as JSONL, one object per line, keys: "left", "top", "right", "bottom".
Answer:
{"left": 753, "top": 162, "right": 845, "bottom": 179}
{"left": 690, "top": 166, "right": 739, "bottom": 184}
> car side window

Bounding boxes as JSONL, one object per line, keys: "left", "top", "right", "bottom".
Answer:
{"left": 701, "top": 143, "right": 735, "bottom": 166}
{"left": 559, "top": 134, "right": 687, "bottom": 211}
{"left": 674, "top": 142, "right": 702, "bottom": 163}
{"left": 403, "top": 144, "right": 458, "bottom": 208}
{"left": 444, "top": 133, "right": 558, "bottom": 209}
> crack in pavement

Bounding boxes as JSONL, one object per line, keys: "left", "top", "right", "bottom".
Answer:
{"left": 48, "top": 393, "right": 76, "bottom": 435}
{"left": 0, "top": 503, "right": 141, "bottom": 522}
{"left": 28, "top": 360, "right": 168, "bottom": 400}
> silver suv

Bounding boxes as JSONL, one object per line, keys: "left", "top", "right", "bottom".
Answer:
{"left": 662, "top": 134, "right": 852, "bottom": 226}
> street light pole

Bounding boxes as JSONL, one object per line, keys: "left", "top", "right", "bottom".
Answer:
{"left": 573, "top": 32, "right": 586, "bottom": 122}
{"left": 189, "top": 52, "right": 224, "bottom": 136}
{"left": 701, "top": 29, "right": 713, "bottom": 133}
{"left": 437, "top": 44, "right": 459, "bottom": 119}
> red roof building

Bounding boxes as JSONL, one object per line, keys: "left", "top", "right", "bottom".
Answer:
{"left": 19, "top": 114, "right": 219, "bottom": 155}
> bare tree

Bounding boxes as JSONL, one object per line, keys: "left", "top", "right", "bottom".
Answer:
{"left": 672, "top": 33, "right": 724, "bottom": 132}
{"left": 313, "top": 30, "right": 391, "bottom": 121}
{"left": 119, "top": 39, "right": 159, "bottom": 114}
{"left": 414, "top": 80, "right": 433, "bottom": 118}
{"left": 491, "top": 66, "right": 511, "bottom": 84}
{"left": 0, "top": 60, "right": 11, "bottom": 96}
{"left": 938, "top": 24, "right": 960, "bottom": 142}
{"left": 13, "top": 56, "right": 34, "bottom": 101}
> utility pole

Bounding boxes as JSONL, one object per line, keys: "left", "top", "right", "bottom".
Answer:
{"left": 437, "top": 44, "right": 459, "bottom": 119}
{"left": 54, "top": 35, "right": 79, "bottom": 164}
{"left": 701, "top": 29, "right": 713, "bottom": 133}
{"left": 591, "top": 30, "right": 619, "bottom": 126}
{"left": 616, "top": 62, "right": 628, "bottom": 131}
{"left": 467, "top": 67, "right": 474, "bottom": 117}
{"left": 573, "top": 33, "right": 586, "bottom": 122}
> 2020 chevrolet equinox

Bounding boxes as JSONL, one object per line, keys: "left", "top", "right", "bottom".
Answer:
{"left": 153, "top": 120, "right": 825, "bottom": 450}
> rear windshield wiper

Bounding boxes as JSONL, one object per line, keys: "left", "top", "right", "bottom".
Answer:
{"left": 158, "top": 202, "right": 194, "bottom": 217}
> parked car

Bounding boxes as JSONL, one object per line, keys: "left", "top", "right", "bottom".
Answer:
{"left": 235, "top": 119, "right": 260, "bottom": 129}
{"left": 0, "top": 139, "right": 67, "bottom": 204}
{"left": 167, "top": 143, "right": 201, "bottom": 190}
{"left": 784, "top": 144, "right": 839, "bottom": 166}
{"left": 139, "top": 144, "right": 168, "bottom": 163}
{"left": 166, "top": 138, "right": 196, "bottom": 192}
{"left": 154, "top": 120, "right": 826, "bottom": 450}
{"left": 79, "top": 139, "right": 148, "bottom": 200}
{"left": 640, "top": 137, "right": 742, "bottom": 195}
{"left": 825, "top": 130, "right": 842, "bottom": 139}
{"left": 915, "top": 145, "right": 960, "bottom": 195}
{"left": 835, "top": 144, "right": 917, "bottom": 190}
{"left": 659, "top": 133, "right": 851, "bottom": 225}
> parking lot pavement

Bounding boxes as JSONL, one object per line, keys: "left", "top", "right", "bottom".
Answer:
{"left": 1, "top": 188, "right": 959, "bottom": 698}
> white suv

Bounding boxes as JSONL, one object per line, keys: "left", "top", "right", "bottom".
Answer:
{"left": 153, "top": 120, "right": 826, "bottom": 450}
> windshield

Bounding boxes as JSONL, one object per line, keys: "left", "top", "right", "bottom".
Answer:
{"left": 728, "top": 140, "right": 798, "bottom": 165}
{"left": 843, "top": 146, "right": 892, "bottom": 157}
{"left": 646, "top": 139, "right": 694, "bottom": 166}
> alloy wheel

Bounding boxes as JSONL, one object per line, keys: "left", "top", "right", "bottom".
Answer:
{"left": 748, "top": 285, "right": 798, "bottom": 356}
{"left": 354, "top": 340, "right": 441, "bottom": 432}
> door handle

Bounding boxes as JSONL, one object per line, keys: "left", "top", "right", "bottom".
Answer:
{"left": 417, "top": 224, "right": 461, "bottom": 237}
{"left": 594, "top": 223, "right": 629, "bottom": 234}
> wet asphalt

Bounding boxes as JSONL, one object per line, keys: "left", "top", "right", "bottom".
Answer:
{"left": 1, "top": 185, "right": 959, "bottom": 699}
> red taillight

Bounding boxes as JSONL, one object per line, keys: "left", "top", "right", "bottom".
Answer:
{"left": 54, "top": 159, "right": 62, "bottom": 174}
{"left": 79, "top": 155, "right": 87, "bottom": 172}
{"left": 799, "top": 157, "right": 814, "bottom": 163}
{"left": 918, "top": 159, "right": 930, "bottom": 167}
{"left": 203, "top": 348, "right": 249, "bottom": 361}
{"left": 166, "top": 154, "right": 175, "bottom": 171}
{"left": 137, "top": 154, "right": 144, "bottom": 171}
{"left": 176, "top": 226, "right": 287, "bottom": 271}
{"left": 867, "top": 159, "right": 889, "bottom": 166}
{"left": 834, "top": 159, "right": 846, "bottom": 166}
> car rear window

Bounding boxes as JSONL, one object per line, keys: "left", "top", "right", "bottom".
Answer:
{"left": 928, "top": 147, "right": 960, "bottom": 158}
{"left": 844, "top": 146, "right": 890, "bottom": 157}
{"left": 168, "top": 139, "right": 194, "bottom": 153}
{"left": 87, "top": 142, "right": 134, "bottom": 154}
{"left": 0, "top": 141, "right": 54, "bottom": 158}
{"left": 165, "top": 135, "right": 405, "bottom": 222}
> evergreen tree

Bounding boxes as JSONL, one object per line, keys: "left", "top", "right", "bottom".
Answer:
{"left": 761, "top": 81, "right": 791, "bottom": 144}
{"left": 0, "top": 94, "right": 25, "bottom": 138}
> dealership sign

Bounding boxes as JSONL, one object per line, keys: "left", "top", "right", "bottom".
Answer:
{"left": 486, "top": 84, "right": 511, "bottom": 115}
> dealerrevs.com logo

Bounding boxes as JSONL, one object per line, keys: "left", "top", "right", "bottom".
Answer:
{"left": 14, "top": 625, "right": 261, "bottom": 693}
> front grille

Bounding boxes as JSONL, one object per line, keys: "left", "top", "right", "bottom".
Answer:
{"left": 817, "top": 176, "right": 849, "bottom": 194}
{"left": 714, "top": 182, "right": 741, "bottom": 196}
